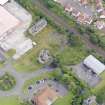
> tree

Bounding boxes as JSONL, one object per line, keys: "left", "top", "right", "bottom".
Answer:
{"left": 50, "top": 56, "right": 60, "bottom": 68}
{"left": 99, "top": 36, "right": 105, "bottom": 48}
{"left": 89, "top": 34, "right": 99, "bottom": 44}
{"left": 68, "top": 35, "right": 83, "bottom": 47}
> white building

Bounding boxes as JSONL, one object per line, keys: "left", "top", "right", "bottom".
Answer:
{"left": 84, "top": 55, "right": 105, "bottom": 75}
{"left": 0, "top": 6, "right": 20, "bottom": 40}
{"left": 0, "top": 0, "right": 9, "bottom": 5}
{"left": 0, "top": 1, "right": 33, "bottom": 59}
{"left": 13, "top": 39, "right": 33, "bottom": 59}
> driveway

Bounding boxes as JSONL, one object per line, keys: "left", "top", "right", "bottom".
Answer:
{"left": 72, "top": 63, "right": 101, "bottom": 87}
{"left": 0, "top": 61, "right": 54, "bottom": 97}
{"left": 26, "top": 80, "right": 68, "bottom": 99}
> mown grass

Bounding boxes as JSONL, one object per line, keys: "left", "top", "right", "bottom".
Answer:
{"left": 53, "top": 92, "right": 73, "bottom": 105}
{"left": 91, "top": 71, "right": 105, "bottom": 103}
{"left": 0, "top": 96, "right": 21, "bottom": 105}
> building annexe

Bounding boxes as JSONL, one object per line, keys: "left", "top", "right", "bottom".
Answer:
{"left": 84, "top": 55, "right": 105, "bottom": 75}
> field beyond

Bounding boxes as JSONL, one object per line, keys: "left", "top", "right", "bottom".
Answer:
{"left": 0, "top": 96, "right": 21, "bottom": 105}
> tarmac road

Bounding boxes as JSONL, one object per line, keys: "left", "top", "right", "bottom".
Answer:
{"left": 0, "top": 61, "right": 53, "bottom": 97}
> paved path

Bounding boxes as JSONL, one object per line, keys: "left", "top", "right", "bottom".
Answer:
{"left": 0, "top": 59, "right": 53, "bottom": 97}
{"left": 33, "top": 0, "right": 105, "bottom": 58}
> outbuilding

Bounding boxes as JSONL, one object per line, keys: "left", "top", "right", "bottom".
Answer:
{"left": 83, "top": 55, "right": 105, "bottom": 75}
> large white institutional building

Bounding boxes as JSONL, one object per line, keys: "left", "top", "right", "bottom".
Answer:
{"left": 0, "top": 0, "right": 33, "bottom": 59}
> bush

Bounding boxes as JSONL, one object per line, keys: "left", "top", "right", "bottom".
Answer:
{"left": 89, "top": 34, "right": 99, "bottom": 44}
{"left": 0, "top": 73, "right": 16, "bottom": 91}
{"left": 68, "top": 35, "right": 83, "bottom": 47}
{"left": 99, "top": 36, "right": 105, "bottom": 48}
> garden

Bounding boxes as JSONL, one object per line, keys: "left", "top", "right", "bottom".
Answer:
{"left": 0, "top": 72, "right": 16, "bottom": 91}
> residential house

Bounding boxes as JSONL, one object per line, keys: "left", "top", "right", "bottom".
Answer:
{"left": 100, "top": 10, "right": 105, "bottom": 18}
{"left": 64, "top": 4, "right": 73, "bottom": 13}
{"left": 84, "top": 16, "right": 93, "bottom": 24}
{"left": 32, "top": 86, "right": 59, "bottom": 105}
{"left": 77, "top": 13, "right": 93, "bottom": 24}
{"left": 94, "top": 21, "right": 105, "bottom": 29}
{"left": 78, "top": 0, "right": 88, "bottom": 5}
{"left": 96, "top": 0, "right": 103, "bottom": 13}
{"left": 72, "top": 9, "right": 80, "bottom": 17}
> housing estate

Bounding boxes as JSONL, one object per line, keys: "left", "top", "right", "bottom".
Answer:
{"left": 54, "top": 0, "right": 105, "bottom": 30}
{"left": 54, "top": 0, "right": 93, "bottom": 25}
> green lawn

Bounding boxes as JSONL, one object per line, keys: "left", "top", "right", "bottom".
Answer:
{"left": 92, "top": 71, "right": 105, "bottom": 93}
{"left": 91, "top": 71, "right": 105, "bottom": 103}
{"left": 0, "top": 96, "right": 21, "bottom": 105}
{"left": 57, "top": 46, "right": 88, "bottom": 65}
{"left": 53, "top": 92, "right": 73, "bottom": 105}
{"left": 5, "top": 49, "right": 16, "bottom": 59}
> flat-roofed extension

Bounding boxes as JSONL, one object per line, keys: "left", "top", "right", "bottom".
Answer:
{"left": 84, "top": 55, "right": 105, "bottom": 75}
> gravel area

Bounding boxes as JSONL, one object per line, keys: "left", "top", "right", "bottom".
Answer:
{"left": 72, "top": 63, "right": 101, "bottom": 87}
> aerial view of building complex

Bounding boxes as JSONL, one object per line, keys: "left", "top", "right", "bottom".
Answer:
{"left": 0, "top": 0, "right": 105, "bottom": 105}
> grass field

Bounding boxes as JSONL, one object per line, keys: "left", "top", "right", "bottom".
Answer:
{"left": 92, "top": 72, "right": 105, "bottom": 93}
{"left": 53, "top": 92, "right": 73, "bottom": 105}
{"left": 0, "top": 96, "right": 21, "bottom": 105}
{"left": 91, "top": 71, "right": 105, "bottom": 103}
{"left": 13, "top": 25, "right": 66, "bottom": 72}
{"left": 57, "top": 46, "right": 87, "bottom": 65}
